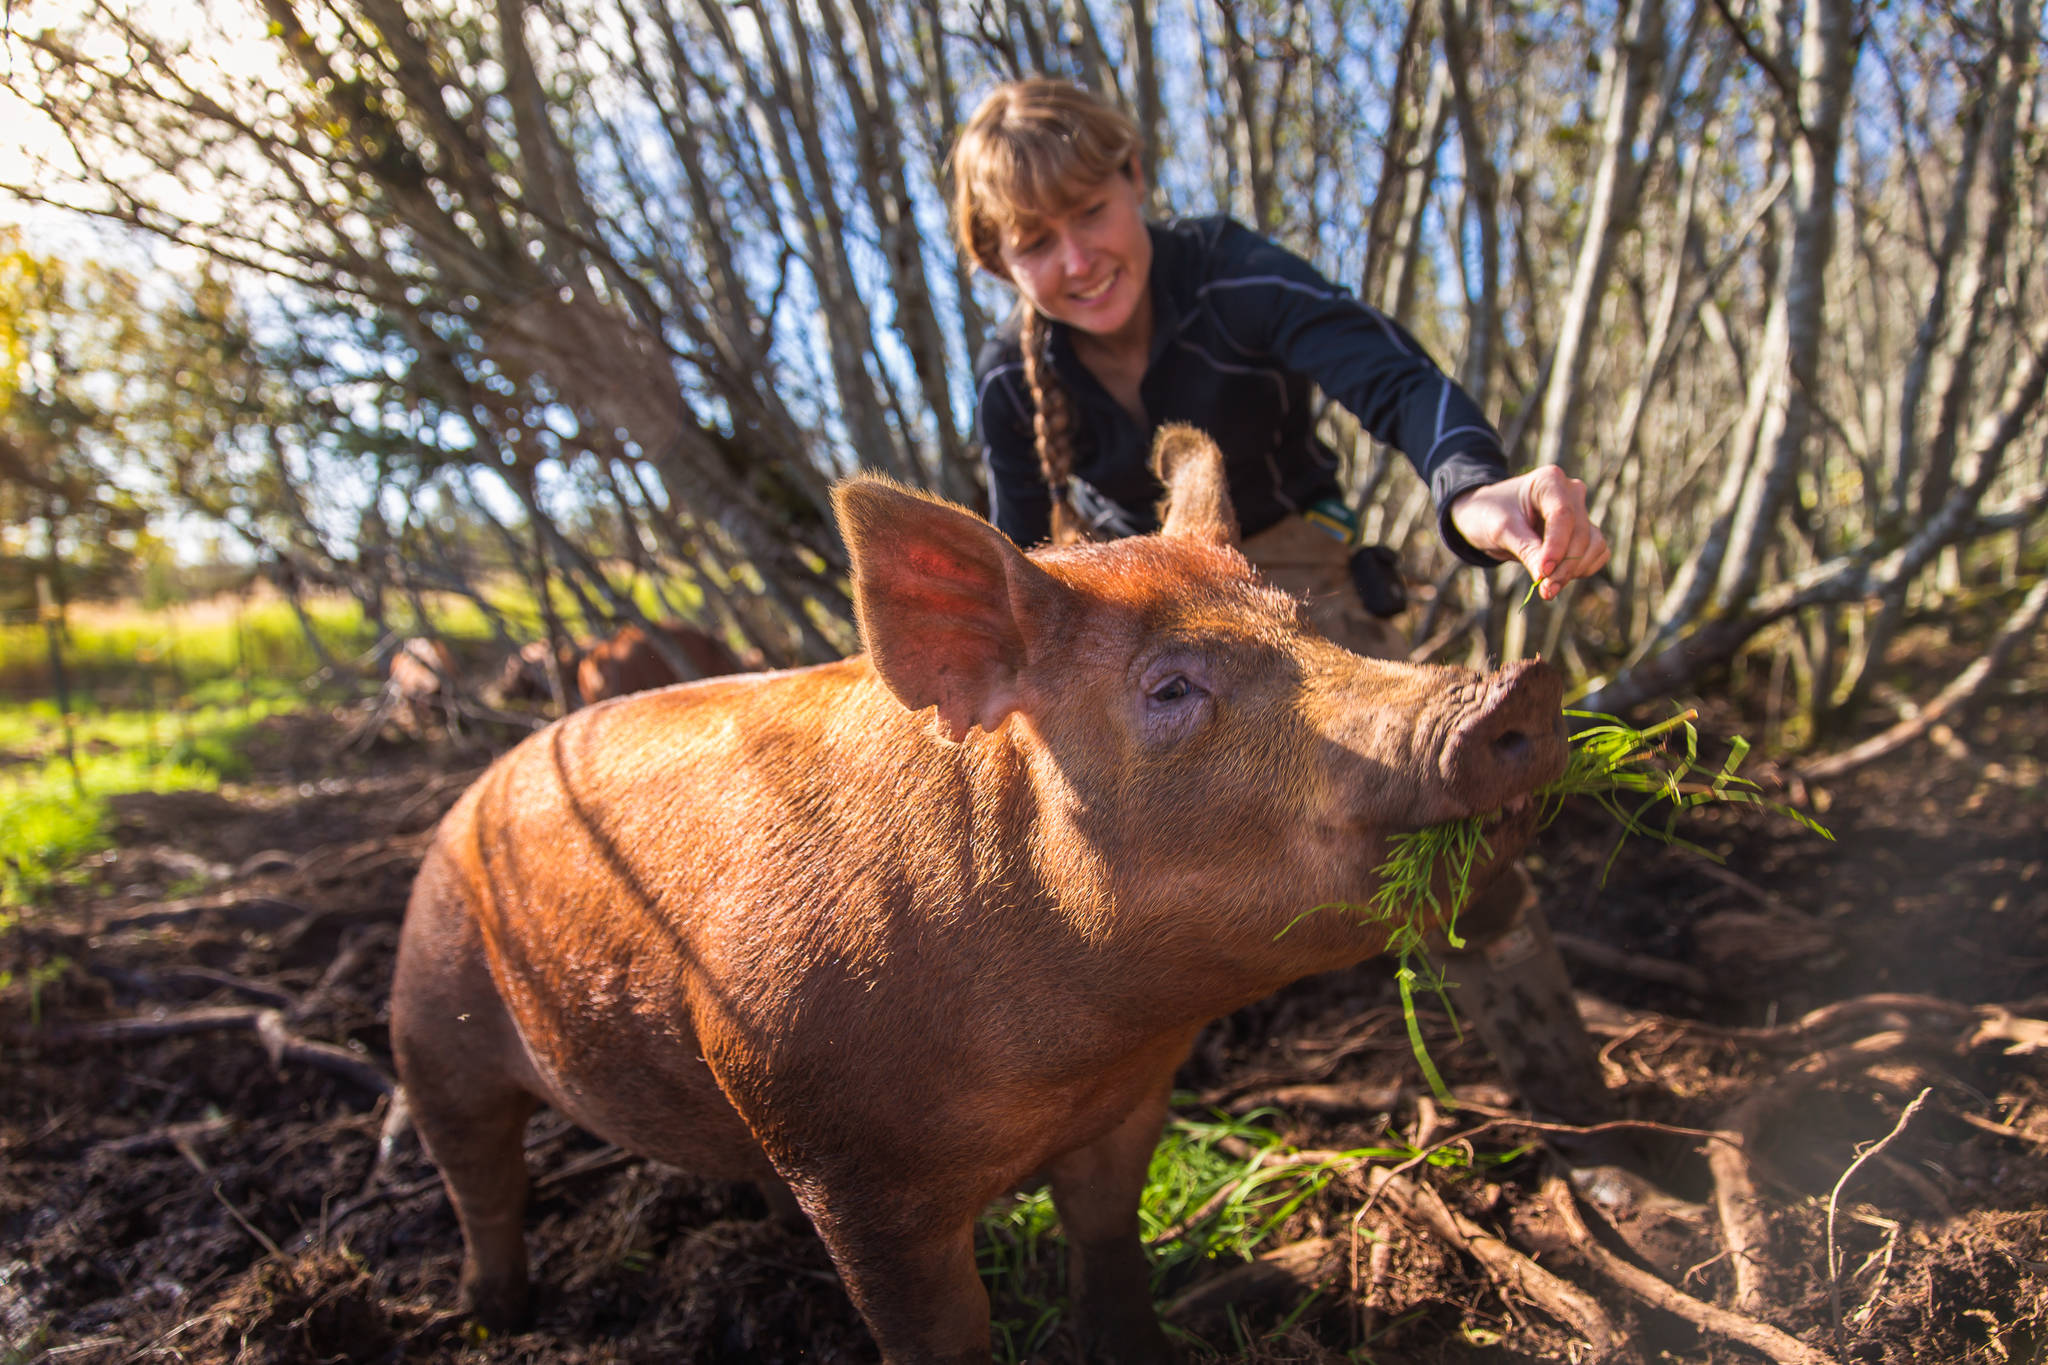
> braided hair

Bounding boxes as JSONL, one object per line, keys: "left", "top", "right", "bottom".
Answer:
{"left": 949, "top": 79, "right": 1142, "bottom": 546}
{"left": 1016, "top": 305, "right": 1086, "bottom": 543}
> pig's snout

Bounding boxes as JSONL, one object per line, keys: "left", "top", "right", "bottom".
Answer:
{"left": 1440, "top": 660, "right": 1568, "bottom": 813}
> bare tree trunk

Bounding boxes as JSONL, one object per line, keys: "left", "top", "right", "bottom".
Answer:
{"left": 1129, "top": 0, "right": 1166, "bottom": 206}
{"left": 1212, "top": 0, "right": 1278, "bottom": 233}
{"left": 1382, "top": 61, "right": 1449, "bottom": 328}
{"left": 1710, "top": 0, "right": 1861, "bottom": 612}
{"left": 1532, "top": 0, "right": 1668, "bottom": 472}
{"left": 1438, "top": 0, "right": 1500, "bottom": 406}
{"left": 1362, "top": 0, "right": 1432, "bottom": 304}
{"left": 823, "top": 0, "right": 976, "bottom": 499}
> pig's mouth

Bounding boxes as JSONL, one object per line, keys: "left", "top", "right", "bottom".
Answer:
{"left": 1476, "top": 791, "right": 1542, "bottom": 847}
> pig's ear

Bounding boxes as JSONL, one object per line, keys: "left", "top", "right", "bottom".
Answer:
{"left": 1151, "top": 424, "right": 1239, "bottom": 546}
{"left": 835, "top": 476, "right": 1068, "bottom": 741}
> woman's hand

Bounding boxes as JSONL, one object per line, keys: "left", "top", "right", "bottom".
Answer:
{"left": 1447, "top": 468, "right": 1610, "bottom": 601}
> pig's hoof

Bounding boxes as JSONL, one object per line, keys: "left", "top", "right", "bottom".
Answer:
{"left": 1078, "top": 1321, "right": 1178, "bottom": 1365}
{"left": 459, "top": 1275, "right": 531, "bottom": 1335}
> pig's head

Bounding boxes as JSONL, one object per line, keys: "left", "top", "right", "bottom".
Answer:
{"left": 834, "top": 427, "right": 1566, "bottom": 982}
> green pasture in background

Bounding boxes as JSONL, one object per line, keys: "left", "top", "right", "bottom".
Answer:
{"left": 0, "top": 593, "right": 377, "bottom": 905}
{"left": 0, "top": 688, "right": 309, "bottom": 906}
{"left": 0, "top": 577, "right": 714, "bottom": 907}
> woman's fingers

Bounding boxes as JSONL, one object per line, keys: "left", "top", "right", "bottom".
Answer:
{"left": 1521, "top": 468, "right": 1607, "bottom": 596}
{"left": 1446, "top": 468, "right": 1610, "bottom": 597}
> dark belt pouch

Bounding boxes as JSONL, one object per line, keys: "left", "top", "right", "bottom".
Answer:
{"left": 1348, "top": 544, "right": 1408, "bottom": 618}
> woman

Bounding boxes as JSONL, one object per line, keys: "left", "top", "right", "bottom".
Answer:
{"left": 948, "top": 77, "right": 1619, "bottom": 1135}
{"left": 951, "top": 78, "right": 1608, "bottom": 658}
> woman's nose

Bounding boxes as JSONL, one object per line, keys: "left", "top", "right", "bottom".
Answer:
{"left": 1055, "top": 229, "right": 1091, "bottom": 275}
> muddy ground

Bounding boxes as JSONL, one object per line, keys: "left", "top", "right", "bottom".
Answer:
{"left": 3, "top": 615, "right": 2046, "bottom": 1364}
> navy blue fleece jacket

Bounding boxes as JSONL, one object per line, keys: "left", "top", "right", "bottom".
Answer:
{"left": 974, "top": 215, "right": 1509, "bottom": 562}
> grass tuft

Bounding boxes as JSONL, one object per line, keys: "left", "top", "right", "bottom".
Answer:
{"left": 976, "top": 1103, "right": 1526, "bottom": 1360}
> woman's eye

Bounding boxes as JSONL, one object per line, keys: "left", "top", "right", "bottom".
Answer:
{"left": 1150, "top": 676, "right": 1193, "bottom": 703}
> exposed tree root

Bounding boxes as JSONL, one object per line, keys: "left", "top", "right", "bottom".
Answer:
{"left": 1826, "top": 1089, "right": 1931, "bottom": 1358}
{"left": 1555, "top": 931, "right": 1715, "bottom": 998}
{"left": 1366, "top": 1166, "right": 1626, "bottom": 1357}
{"left": 1709, "top": 1030, "right": 1918, "bottom": 1313}
{"left": 1543, "top": 1173, "right": 1839, "bottom": 1365}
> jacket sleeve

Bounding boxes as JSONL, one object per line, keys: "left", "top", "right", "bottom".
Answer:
{"left": 975, "top": 348, "right": 1054, "bottom": 549}
{"left": 1198, "top": 222, "right": 1508, "bottom": 565}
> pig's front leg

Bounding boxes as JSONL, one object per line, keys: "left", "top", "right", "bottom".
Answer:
{"left": 1044, "top": 1077, "right": 1178, "bottom": 1364}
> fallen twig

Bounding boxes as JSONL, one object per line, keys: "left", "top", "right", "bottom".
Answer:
{"left": 1798, "top": 574, "right": 2048, "bottom": 780}
{"left": 97, "top": 894, "right": 312, "bottom": 934}
{"left": 1684, "top": 858, "right": 1812, "bottom": 922}
{"left": 33, "top": 1005, "right": 394, "bottom": 1096}
{"left": 1953, "top": 1110, "right": 2048, "bottom": 1148}
{"left": 1351, "top": 1210, "right": 1394, "bottom": 1344}
{"left": 1970, "top": 1008, "right": 2048, "bottom": 1056}
{"left": 292, "top": 923, "right": 398, "bottom": 1024}
{"left": 1223, "top": 1078, "right": 1405, "bottom": 1114}
{"left": 1577, "top": 991, "right": 1997, "bottom": 1052}
{"left": 1872, "top": 1153, "right": 1953, "bottom": 1218}
{"left": 212, "top": 1180, "right": 286, "bottom": 1260}
{"left": 1162, "top": 1236, "right": 1344, "bottom": 1329}
{"left": 87, "top": 963, "right": 298, "bottom": 1009}
{"left": 1543, "top": 1173, "right": 1838, "bottom": 1365}
{"left": 389, "top": 768, "right": 486, "bottom": 831}
{"left": 1827, "top": 1089, "right": 1931, "bottom": 1359}
{"left": 1705, "top": 994, "right": 1978, "bottom": 1049}
{"left": 88, "top": 1115, "right": 239, "bottom": 1161}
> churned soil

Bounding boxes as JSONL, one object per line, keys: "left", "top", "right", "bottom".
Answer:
{"left": 3, "top": 621, "right": 2044, "bottom": 1364}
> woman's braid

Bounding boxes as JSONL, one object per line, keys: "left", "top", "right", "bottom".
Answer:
{"left": 1018, "top": 307, "right": 1086, "bottom": 545}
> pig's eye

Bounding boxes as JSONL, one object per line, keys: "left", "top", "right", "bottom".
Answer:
{"left": 1149, "top": 675, "right": 1195, "bottom": 704}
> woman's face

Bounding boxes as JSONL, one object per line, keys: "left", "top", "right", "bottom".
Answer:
{"left": 996, "top": 164, "right": 1152, "bottom": 342}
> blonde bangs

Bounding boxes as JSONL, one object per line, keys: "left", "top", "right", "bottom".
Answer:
{"left": 950, "top": 80, "right": 1140, "bottom": 274}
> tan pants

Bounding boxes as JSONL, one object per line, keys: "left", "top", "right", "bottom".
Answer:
{"left": 1246, "top": 517, "right": 1613, "bottom": 1126}
{"left": 1240, "top": 516, "right": 1406, "bottom": 661}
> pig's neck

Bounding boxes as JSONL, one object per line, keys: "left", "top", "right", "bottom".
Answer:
{"left": 984, "top": 728, "right": 1380, "bottom": 1043}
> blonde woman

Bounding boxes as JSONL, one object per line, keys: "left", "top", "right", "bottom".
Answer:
{"left": 951, "top": 78, "right": 1621, "bottom": 1145}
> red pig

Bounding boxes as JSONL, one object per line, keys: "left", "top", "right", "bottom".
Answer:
{"left": 386, "top": 637, "right": 456, "bottom": 735}
{"left": 490, "top": 638, "right": 585, "bottom": 708}
{"left": 575, "top": 619, "right": 743, "bottom": 703}
{"left": 391, "top": 427, "right": 1566, "bottom": 1363}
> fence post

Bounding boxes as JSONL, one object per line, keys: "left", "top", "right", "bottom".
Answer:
{"left": 36, "top": 573, "right": 82, "bottom": 799}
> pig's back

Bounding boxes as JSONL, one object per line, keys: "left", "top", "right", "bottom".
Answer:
{"left": 438, "top": 655, "right": 888, "bottom": 969}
